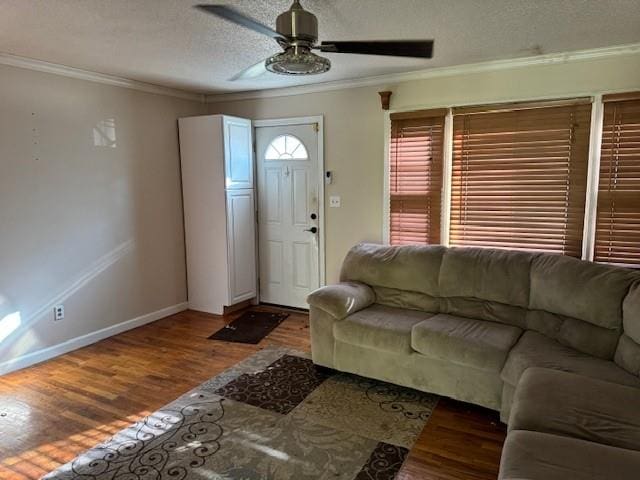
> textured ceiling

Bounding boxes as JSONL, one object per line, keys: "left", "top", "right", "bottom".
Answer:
{"left": 1, "top": 0, "right": 640, "bottom": 95}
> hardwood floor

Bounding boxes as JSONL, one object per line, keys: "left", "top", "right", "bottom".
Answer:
{"left": 0, "top": 307, "right": 505, "bottom": 479}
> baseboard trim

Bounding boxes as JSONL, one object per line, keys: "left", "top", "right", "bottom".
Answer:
{"left": 0, "top": 302, "right": 188, "bottom": 376}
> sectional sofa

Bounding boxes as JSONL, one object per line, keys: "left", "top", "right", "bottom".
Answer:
{"left": 307, "top": 243, "right": 640, "bottom": 479}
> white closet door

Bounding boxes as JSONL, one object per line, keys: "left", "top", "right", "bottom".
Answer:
{"left": 226, "top": 188, "right": 257, "bottom": 304}
{"left": 223, "top": 117, "right": 253, "bottom": 190}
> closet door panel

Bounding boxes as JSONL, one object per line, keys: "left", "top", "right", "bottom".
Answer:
{"left": 226, "top": 188, "right": 257, "bottom": 303}
{"left": 224, "top": 117, "right": 253, "bottom": 190}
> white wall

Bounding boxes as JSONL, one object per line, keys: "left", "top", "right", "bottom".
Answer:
{"left": 209, "top": 53, "right": 640, "bottom": 283}
{"left": 0, "top": 64, "right": 204, "bottom": 371}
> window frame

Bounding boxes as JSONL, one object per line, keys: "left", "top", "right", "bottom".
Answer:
{"left": 581, "top": 95, "right": 604, "bottom": 261}
{"left": 591, "top": 93, "right": 640, "bottom": 266}
{"left": 383, "top": 109, "right": 454, "bottom": 245}
{"left": 383, "top": 93, "right": 633, "bottom": 265}
{"left": 387, "top": 109, "right": 447, "bottom": 245}
{"left": 449, "top": 99, "right": 593, "bottom": 257}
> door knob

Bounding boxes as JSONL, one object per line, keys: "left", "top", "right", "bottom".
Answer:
{"left": 304, "top": 227, "right": 318, "bottom": 234}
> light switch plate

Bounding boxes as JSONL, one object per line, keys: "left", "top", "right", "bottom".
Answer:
{"left": 329, "top": 196, "right": 341, "bottom": 208}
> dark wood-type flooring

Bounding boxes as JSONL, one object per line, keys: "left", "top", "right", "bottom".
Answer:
{"left": 0, "top": 307, "right": 505, "bottom": 479}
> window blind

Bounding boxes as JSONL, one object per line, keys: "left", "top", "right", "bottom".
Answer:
{"left": 450, "top": 100, "right": 592, "bottom": 257}
{"left": 389, "top": 109, "right": 446, "bottom": 245}
{"left": 595, "top": 93, "right": 640, "bottom": 266}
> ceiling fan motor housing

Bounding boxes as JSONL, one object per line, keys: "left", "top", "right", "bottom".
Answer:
{"left": 266, "top": 0, "right": 329, "bottom": 75}
{"left": 276, "top": 0, "right": 318, "bottom": 43}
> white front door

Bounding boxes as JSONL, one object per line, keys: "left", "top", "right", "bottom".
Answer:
{"left": 256, "top": 123, "right": 320, "bottom": 308}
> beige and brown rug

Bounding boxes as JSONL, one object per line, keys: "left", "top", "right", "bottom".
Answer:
{"left": 44, "top": 346, "right": 438, "bottom": 480}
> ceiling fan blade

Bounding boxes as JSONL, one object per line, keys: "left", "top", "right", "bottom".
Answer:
{"left": 195, "top": 4, "right": 284, "bottom": 41}
{"left": 229, "top": 60, "right": 268, "bottom": 81}
{"left": 319, "top": 40, "right": 433, "bottom": 58}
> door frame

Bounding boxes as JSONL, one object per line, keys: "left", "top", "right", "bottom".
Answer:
{"left": 253, "top": 115, "right": 326, "bottom": 299}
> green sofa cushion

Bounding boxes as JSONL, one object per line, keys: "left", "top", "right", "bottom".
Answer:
{"left": 340, "top": 243, "right": 446, "bottom": 296}
{"left": 510, "top": 368, "right": 640, "bottom": 451}
{"left": 499, "top": 430, "right": 640, "bottom": 480}
{"left": 439, "top": 247, "right": 535, "bottom": 308}
{"left": 333, "top": 304, "right": 434, "bottom": 354}
{"left": 523, "top": 309, "right": 621, "bottom": 360}
{"left": 412, "top": 314, "right": 522, "bottom": 372}
{"left": 529, "top": 254, "right": 638, "bottom": 329}
{"left": 440, "top": 297, "right": 527, "bottom": 328}
{"left": 525, "top": 309, "right": 620, "bottom": 360}
{"left": 501, "top": 331, "right": 640, "bottom": 388}
{"left": 523, "top": 309, "right": 563, "bottom": 338}
{"left": 615, "top": 334, "right": 640, "bottom": 376}
{"left": 556, "top": 316, "right": 621, "bottom": 359}
{"left": 623, "top": 281, "right": 640, "bottom": 344}
{"left": 373, "top": 286, "right": 440, "bottom": 312}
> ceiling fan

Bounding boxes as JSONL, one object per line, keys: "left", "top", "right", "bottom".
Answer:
{"left": 195, "top": 0, "right": 434, "bottom": 80}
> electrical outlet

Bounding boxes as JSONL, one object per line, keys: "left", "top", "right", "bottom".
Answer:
{"left": 54, "top": 305, "right": 64, "bottom": 321}
{"left": 329, "top": 195, "right": 341, "bottom": 208}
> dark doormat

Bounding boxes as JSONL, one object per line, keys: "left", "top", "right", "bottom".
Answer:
{"left": 208, "top": 310, "right": 290, "bottom": 344}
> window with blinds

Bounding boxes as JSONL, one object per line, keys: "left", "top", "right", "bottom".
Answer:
{"left": 449, "top": 100, "right": 592, "bottom": 257}
{"left": 389, "top": 109, "right": 446, "bottom": 245}
{"left": 595, "top": 93, "right": 640, "bottom": 266}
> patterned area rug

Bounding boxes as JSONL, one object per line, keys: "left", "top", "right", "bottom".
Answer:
{"left": 44, "top": 346, "right": 439, "bottom": 480}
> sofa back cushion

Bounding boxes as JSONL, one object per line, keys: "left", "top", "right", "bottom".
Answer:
{"left": 556, "top": 316, "right": 623, "bottom": 359}
{"left": 440, "top": 297, "right": 528, "bottom": 329}
{"left": 623, "top": 282, "right": 640, "bottom": 344}
{"left": 340, "top": 243, "right": 446, "bottom": 297}
{"left": 524, "top": 309, "right": 622, "bottom": 360}
{"left": 340, "top": 243, "right": 638, "bottom": 362}
{"left": 616, "top": 282, "right": 640, "bottom": 375}
{"left": 615, "top": 335, "right": 640, "bottom": 376}
{"left": 372, "top": 286, "right": 440, "bottom": 313}
{"left": 529, "top": 254, "right": 637, "bottom": 330}
{"left": 439, "top": 248, "right": 535, "bottom": 309}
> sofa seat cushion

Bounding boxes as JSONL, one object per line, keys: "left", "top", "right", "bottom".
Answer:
{"left": 510, "top": 368, "right": 640, "bottom": 451}
{"left": 333, "top": 304, "right": 434, "bottom": 354}
{"left": 411, "top": 314, "right": 522, "bottom": 372}
{"left": 501, "top": 331, "right": 640, "bottom": 388}
{"left": 499, "top": 430, "right": 640, "bottom": 480}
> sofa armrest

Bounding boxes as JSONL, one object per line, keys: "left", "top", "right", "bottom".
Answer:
{"left": 307, "top": 282, "right": 375, "bottom": 320}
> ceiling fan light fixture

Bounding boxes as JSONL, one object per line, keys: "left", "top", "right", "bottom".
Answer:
{"left": 265, "top": 46, "right": 330, "bottom": 75}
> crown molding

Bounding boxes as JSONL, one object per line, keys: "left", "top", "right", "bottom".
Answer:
{"left": 0, "top": 52, "right": 205, "bottom": 102}
{"left": 2, "top": 42, "right": 638, "bottom": 105}
{"left": 205, "top": 42, "right": 640, "bottom": 104}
